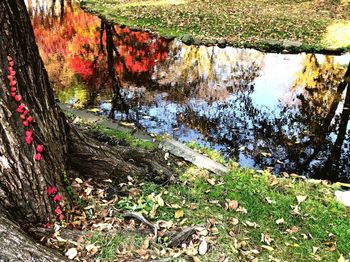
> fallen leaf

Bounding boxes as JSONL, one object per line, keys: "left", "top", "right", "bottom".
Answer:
{"left": 230, "top": 217, "right": 239, "bottom": 225}
{"left": 198, "top": 239, "right": 208, "bottom": 255}
{"left": 290, "top": 205, "right": 301, "bottom": 215}
{"left": 312, "top": 246, "right": 319, "bottom": 255}
{"left": 265, "top": 197, "right": 273, "bottom": 204}
{"left": 261, "top": 245, "right": 274, "bottom": 251}
{"left": 207, "top": 178, "right": 216, "bottom": 185}
{"left": 276, "top": 218, "right": 285, "bottom": 224}
{"left": 87, "top": 108, "right": 100, "bottom": 113}
{"left": 226, "top": 199, "right": 239, "bottom": 210}
{"left": 75, "top": 178, "right": 83, "bottom": 184}
{"left": 338, "top": 254, "right": 346, "bottom": 262}
{"left": 65, "top": 248, "right": 77, "bottom": 259}
{"left": 296, "top": 195, "right": 307, "bottom": 204}
{"left": 261, "top": 233, "right": 272, "bottom": 245}
{"left": 236, "top": 207, "right": 248, "bottom": 214}
{"left": 175, "top": 209, "right": 184, "bottom": 219}
{"left": 193, "top": 256, "right": 202, "bottom": 262}
{"left": 245, "top": 221, "right": 259, "bottom": 228}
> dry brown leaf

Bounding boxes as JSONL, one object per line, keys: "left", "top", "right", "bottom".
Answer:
{"left": 296, "top": 195, "right": 307, "bottom": 204}
{"left": 207, "top": 178, "right": 216, "bottom": 185}
{"left": 226, "top": 199, "right": 239, "bottom": 210}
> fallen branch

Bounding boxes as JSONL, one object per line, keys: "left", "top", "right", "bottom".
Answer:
{"left": 168, "top": 227, "right": 196, "bottom": 247}
{"left": 123, "top": 212, "right": 158, "bottom": 237}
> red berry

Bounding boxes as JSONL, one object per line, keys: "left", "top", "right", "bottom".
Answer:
{"left": 53, "top": 194, "right": 61, "bottom": 202}
{"left": 44, "top": 222, "right": 52, "bottom": 229}
{"left": 59, "top": 214, "right": 65, "bottom": 221}
{"left": 14, "top": 95, "right": 21, "bottom": 102}
{"left": 15, "top": 104, "right": 25, "bottom": 113}
{"left": 47, "top": 186, "right": 57, "bottom": 195}
{"left": 9, "top": 61, "right": 14, "bottom": 67}
{"left": 54, "top": 206, "right": 62, "bottom": 215}
{"left": 10, "top": 92, "right": 16, "bottom": 97}
{"left": 25, "top": 136, "right": 33, "bottom": 144}
{"left": 10, "top": 87, "right": 16, "bottom": 92}
{"left": 34, "top": 153, "right": 42, "bottom": 161}
{"left": 7, "top": 75, "right": 14, "bottom": 81}
{"left": 26, "top": 116, "right": 33, "bottom": 123}
{"left": 23, "top": 110, "right": 29, "bottom": 116}
{"left": 10, "top": 70, "right": 16, "bottom": 76}
{"left": 7, "top": 55, "right": 12, "bottom": 61}
{"left": 9, "top": 80, "right": 17, "bottom": 86}
{"left": 26, "top": 130, "right": 33, "bottom": 137}
{"left": 36, "top": 144, "right": 44, "bottom": 153}
{"left": 23, "top": 120, "right": 29, "bottom": 127}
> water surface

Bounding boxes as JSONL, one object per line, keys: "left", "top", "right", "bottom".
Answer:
{"left": 28, "top": 0, "right": 350, "bottom": 181}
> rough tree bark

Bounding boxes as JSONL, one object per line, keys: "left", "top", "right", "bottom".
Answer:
{"left": 0, "top": 0, "right": 172, "bottom": 259}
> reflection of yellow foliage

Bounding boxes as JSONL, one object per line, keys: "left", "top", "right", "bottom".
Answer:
{"left": 293, "top": 54, "right": 346, "bottom": 115}
{"left": 294, "top": 55, "right": 345, "bottom": 90}
{"left": 321, "top": 20, "right": 350, "bottom": 49}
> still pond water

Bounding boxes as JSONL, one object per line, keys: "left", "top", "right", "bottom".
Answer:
{"left": 28, "top": 0, "right": 350, "bottom": 181}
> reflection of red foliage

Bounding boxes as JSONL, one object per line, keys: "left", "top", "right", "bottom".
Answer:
{"left": 114, "top": 27, "right": 169, "bottom": 74}
{"left": 31, "top": 4, "right": 169, "bottom": 87}
{"left": 69, "top": 56, "right": 94, "bottom": 81}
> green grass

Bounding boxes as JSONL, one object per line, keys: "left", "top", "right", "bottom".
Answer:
{"left": 81, "top": 0, "right": 350, "bottom": 52}
{"left": 93, "top": 124, "right": 156, "bottom": 150}
{"left": 113, "top": 168, "right": 350, "bottom": 261}
{"left": 90, "top": 232, "right": 145, "bottom": 260}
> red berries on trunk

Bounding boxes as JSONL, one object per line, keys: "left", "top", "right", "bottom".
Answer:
{"left": 6, "top": 55, "right": 44, "bottom": 162}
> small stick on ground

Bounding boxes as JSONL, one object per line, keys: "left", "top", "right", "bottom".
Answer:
{"left": 123, "top": 212, "right": 158, "bottom": 237}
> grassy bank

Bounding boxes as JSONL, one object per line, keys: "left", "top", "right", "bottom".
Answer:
{"left": 81, "top": 0, "right": 350, "bottom": 53}
{"left": 89, "top": 168, "right": 350, "bottom": 261}
{"left": 57, "top": 110, "right": 350, "bottom": 261}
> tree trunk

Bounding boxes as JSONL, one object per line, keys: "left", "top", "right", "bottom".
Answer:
{"left": 0, "top": 0, "right": 68, "bottom": 225}
{"left": 0, "top": 210, "right": 68, "bottom": 261}
{"left": 0, "top": 0, "right": 173, "bottom": 259}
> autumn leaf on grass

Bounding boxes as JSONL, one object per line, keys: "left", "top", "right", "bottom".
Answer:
{"left": 175, "top": 209, "right": 184, "bottom": 219}
{"left": 207, "top": 178, "right": 216, "bottom": 185}
{"left": 261, "top": 245, "right": 274, "bottom": 251}
{"left": 296, "top": 195, "right": 307, "bottom": 204}
{"left": 245, "top": 221, "right": 260, "bottom": 228}
{"left": 261, "top": 233, "right": 273, "bottom": 245}
{"left": 225, "top": 199, "right": 239, "bottom": 210}
{"left": 338, "top": 254, "right": 346, "bottom": 262}
{"left": 275, "top": 218, "right": 285, "bottom": 225}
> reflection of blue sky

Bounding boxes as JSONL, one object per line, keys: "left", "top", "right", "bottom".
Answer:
{"left": 251, "top": 53, "right": 304, "bottom": 110}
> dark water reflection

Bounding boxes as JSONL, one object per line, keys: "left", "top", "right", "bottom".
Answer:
{"left": 28, "top": 0, "right": 350, "bottom": 181}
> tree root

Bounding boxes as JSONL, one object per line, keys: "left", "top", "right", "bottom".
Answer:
{"left": 66, "top": 123, "right": 174, "bottom": 184}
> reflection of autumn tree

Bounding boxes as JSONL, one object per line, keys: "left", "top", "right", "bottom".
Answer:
{"left": 31, "top": 1, "right": 170, "bottom": 108}
{"left": 155, "top": 45, "right": 264, "bottom": 104}
{"left": 175, "top": 53, "right": 350, "bottom": 180}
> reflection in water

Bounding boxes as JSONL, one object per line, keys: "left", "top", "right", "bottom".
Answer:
{"left": 28, "top": 1, "right": 350, "bottom": 181}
